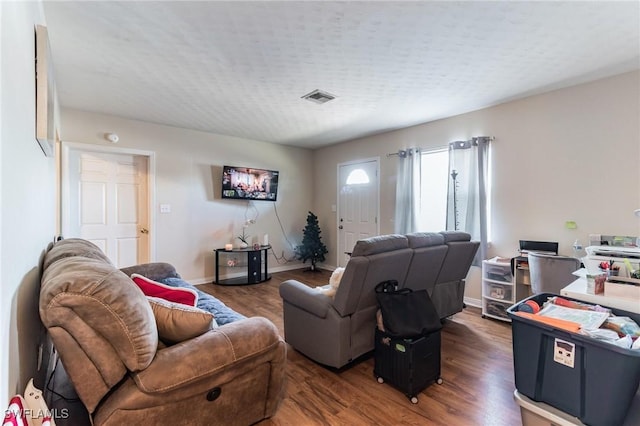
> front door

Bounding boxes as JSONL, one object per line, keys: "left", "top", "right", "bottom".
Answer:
{"left": 337, "top": 159, "right": 379, "bottom": 267}
{"left": 64, "top": 148, "right": 150, "bottom": 267}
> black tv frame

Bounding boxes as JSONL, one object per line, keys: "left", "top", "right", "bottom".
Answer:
{"left": 221, "top": 165, "right": 279, "bottom": 202}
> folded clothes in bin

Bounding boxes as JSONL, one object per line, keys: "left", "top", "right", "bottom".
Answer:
{"left": 507, "top": 293, "right": 640, "bottom": 426}
{"left": 536, "top": 303, "right": 610, "bottom": 330}
{"left": 513, "top": 295, "right": 640, "bottom": 347}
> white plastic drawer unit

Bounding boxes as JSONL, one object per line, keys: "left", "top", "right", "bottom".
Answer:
{"left": 482, "top": 257, "right": 515, "bottom": 322}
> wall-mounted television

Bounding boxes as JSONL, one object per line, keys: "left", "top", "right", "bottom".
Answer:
{"left": 221, "top": 165, "right": 279, "bottom": 201}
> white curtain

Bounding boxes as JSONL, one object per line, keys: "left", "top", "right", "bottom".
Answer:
{"left": 446, "top": 137, "right": 490, "bottom": 263}
{"left": 394, "top": 148, "right": 421, "bottom": 234}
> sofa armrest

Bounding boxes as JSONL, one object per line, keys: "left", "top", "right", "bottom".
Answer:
{"left": 133, "top": 317, "right": 282, "bottom": 393}
{"left": 119, "top": 262, "right": 180, "bottom": 281}
{"left": 279, "top": 279, "right": 332, "bottom": 318}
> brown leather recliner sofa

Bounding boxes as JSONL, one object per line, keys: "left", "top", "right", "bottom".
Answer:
{"left": 279, "top": 231, "right": 478, "bottom": 369}
{"left": 39, "top": 238, "right": 286, "bottom": 425}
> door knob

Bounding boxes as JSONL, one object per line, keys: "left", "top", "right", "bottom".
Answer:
{"left": 140, "top": 228, "right": 149, "bottom": 234}
{"left": 338, "top": 225, "right": 343, "bottom": 230}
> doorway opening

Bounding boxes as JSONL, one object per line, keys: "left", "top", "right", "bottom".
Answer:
{"left": 60, "top": 142, "right": 155, "bottom": 267}
{"left": 336, "top": 158, "right": 380, "bottom": 267}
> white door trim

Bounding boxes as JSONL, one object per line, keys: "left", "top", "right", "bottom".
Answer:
{"left": 336, "top": 157, "right": 381, "bottom": 266}
{"left": 60, "top": 141, "right": 157, "bottom": 262}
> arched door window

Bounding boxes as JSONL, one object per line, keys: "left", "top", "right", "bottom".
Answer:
{"left": 345, "top": 168, "right": 370, "bottom": 185}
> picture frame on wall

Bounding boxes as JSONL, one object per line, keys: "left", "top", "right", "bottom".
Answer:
{"left": 35, "top": 24, "right": 55, "bottom": 157}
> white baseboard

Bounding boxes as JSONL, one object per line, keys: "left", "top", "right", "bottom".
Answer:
{"left": 190, "top": 262, "right": 318, "bottom": 286}
{"left": 464, "top": 296, "right": 482, "bottom": 309}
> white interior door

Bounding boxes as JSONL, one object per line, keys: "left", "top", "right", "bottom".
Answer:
{"left": 337, "top": 159, "right": 379, "bottom": 267}
{"left": 65, "top": 149, "right": 150, "bottom": 268}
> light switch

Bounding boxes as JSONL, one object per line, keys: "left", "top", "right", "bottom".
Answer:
{"left": 160, "top": 204, "right": 171, "bottom": 214}
{"left": 331, "top": 204, "right": 337, "bottom": 212}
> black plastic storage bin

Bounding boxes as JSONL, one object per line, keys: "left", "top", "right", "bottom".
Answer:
{"left": 507, "top": 293, "right": 640, "bottom": 426}
{"left": 373, "top": 328, "right": 442, "bottom": 403}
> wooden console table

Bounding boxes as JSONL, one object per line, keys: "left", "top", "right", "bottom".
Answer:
{"left": 214, "top": 245, "right": 271, "bottom": 285}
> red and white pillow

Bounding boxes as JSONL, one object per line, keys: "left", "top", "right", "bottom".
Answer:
{"left": 130, "top": 273, "right": 198, "bottom": 306}
{"left": 2, "top": 394, "right": 55, "bottom": 426}
{"left": 3, "top": 395, "right": 28, "bottom": 426}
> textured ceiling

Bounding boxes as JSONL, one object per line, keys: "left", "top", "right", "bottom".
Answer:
{"left": 43, "top": 1, "right": 640, "bottom": 149}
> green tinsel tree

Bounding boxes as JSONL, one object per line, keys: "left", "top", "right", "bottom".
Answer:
{"left": 295, "top": 211, "right": 328, "bottom": 271}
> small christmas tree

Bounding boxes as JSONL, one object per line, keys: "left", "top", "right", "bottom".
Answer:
{"left": 295, "top": 211, "right": 328, "bottom": 271}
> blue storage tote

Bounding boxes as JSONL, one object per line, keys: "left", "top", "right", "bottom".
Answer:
{"left": 507, "top": 293, "right": 640, "bottom": 426}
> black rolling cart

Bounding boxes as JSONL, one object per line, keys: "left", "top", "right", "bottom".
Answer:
{"left": 373, "top": 281, "right": 444, "bottom": 404}
{"left": 374, "top": 328, "right": 443, "bottom": 404}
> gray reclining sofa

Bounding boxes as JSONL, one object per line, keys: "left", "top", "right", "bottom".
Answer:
{"left": 279, "top": 231, "right": 479, "bottom": 368}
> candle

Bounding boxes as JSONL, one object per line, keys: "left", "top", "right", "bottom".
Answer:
{"left": 263, "top": 234, "right": 269, "bottom": 246}
{"left": 224, "top": 244, "right": 233, "bottom": 251}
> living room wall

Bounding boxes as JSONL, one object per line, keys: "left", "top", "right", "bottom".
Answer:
{"left": 313, "top": 71, "right": 640, "bottom": 303}
{"left": 1, "top": 0, "right": 58, "bottom": 406}
{"left": 59, "top": 109, "right": 314, "bottom": 283}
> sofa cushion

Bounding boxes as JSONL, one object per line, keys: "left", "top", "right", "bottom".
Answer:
{"left": 147, "top": 296, "right": 216, "bottom": 344}
{"left": 351, "top": 234, "right": 408, "bottom": 257}
{"left": 120, "top": 262, "right": 181, "bottom": 282}
{"left": 159, "top": 277, "right": 246, "bottom": 326}
{"left": 439, "top": 231, "right": 472, "bottom": 243}
{"left": 406, "top": 232, "right": 445, "bottom": 248}
{"left": 43, "top": 238, "right": 112, "bottom": 270}
{"left": 40, "top": 257, "right": 158, "bottom": 372}
{"left": 131, "top": 274, "right": 198, "bottom": 306}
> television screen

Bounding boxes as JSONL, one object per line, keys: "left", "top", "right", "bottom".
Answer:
{"left": 221, "top": 165, "right": 279, "bottom": 201}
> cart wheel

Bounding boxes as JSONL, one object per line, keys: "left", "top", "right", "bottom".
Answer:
{"left": 410, "top": 396, "right": 418, "bottom": 404}
{"left": 436, "top": 378, "right": 443, "bottom": 385}
{"left": 377, "top": 376, "right": 384, "bottom": 384}
{"left": 481, "top": 314, "right": 486, "bottom": 319}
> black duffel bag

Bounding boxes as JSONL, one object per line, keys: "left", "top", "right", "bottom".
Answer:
{"left": 375, "top": 280, "right": 442, "bottom": 338}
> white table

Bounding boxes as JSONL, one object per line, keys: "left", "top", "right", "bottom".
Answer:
{"left": 561, "top": 277, "right": 640, "bottom": 314}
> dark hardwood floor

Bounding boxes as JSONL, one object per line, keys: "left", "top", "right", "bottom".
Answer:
{"left": 199, "top": 269, "right": 522, "bottom": 425}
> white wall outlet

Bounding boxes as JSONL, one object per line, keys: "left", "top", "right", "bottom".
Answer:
{"left": 160, "top": 204, "right": 171, "bottom": 214}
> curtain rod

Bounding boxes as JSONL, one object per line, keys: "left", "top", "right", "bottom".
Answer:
{"left": 387, "top": 136, "right": 495, "bottom": 157}
{"left": 386, "top": 146, "right": 447, "bottom": 157}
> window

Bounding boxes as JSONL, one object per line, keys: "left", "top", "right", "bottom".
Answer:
{"left": 346, "top": 168, "right": 370, "bottom": 185}
{"left": 395, "top": 137, "right": 491, "bottom": 264}
{"left": 418, "top": 149, "right": 449, "bottom": 231}
{"left": 418, "top": 144, "right": 492, "bottom": 241}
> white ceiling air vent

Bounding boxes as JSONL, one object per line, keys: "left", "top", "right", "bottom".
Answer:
{"left": 301, "top": 89, "right": 336, "bottom": 104}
